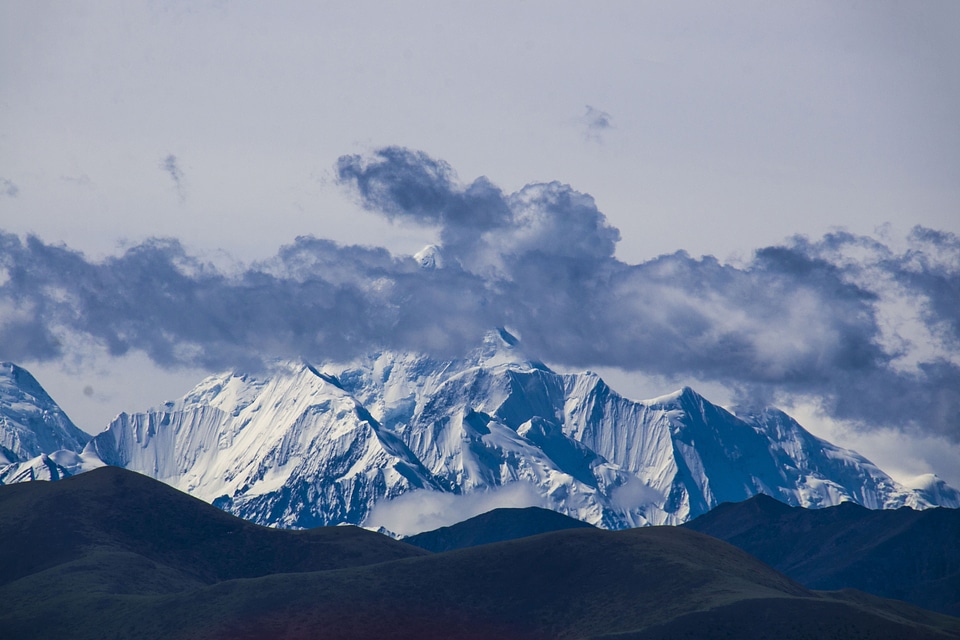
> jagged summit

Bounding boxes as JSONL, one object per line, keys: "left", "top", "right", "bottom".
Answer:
{"left": 88, "top": 361, "right": 442, "bottom": 528}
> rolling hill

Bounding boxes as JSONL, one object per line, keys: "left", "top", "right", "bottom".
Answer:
{"left": 403, "top": 505, "right": 595, "bottom": 552}
{"left": 2, "top": 467, "right": 958, "bottom": 639}
{"left": 684, "top": 493, "right": 960, "bottom": 617}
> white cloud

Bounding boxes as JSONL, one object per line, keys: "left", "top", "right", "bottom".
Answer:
{"left": 609, "top": 476, "right": 661, "bottom": 513}
{"left": 363, "top": 483, "right": 545, "bottom": 537}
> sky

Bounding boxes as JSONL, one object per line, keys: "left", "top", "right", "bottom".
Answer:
{"left": 1, "top": 1, "right": 959, "bottom": 486}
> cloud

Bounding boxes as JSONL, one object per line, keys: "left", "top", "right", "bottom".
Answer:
{"left": 609, "top": 476, "right": 662, "bottom": 513}
{"left": 362, "top": 483, "right": 544, "bottom": 536}
{"left": 337, "top": 146, "right": 619, "bottom": 277}
{"left": 0, "top": 178, "right": 19, "bottom": 198}
{"left": 582, "top": 105, "right": 613, "bottom": 142}
{"left": 160, "top": 154, "right": 186, "bottom": 202}
{"left": 0, "top": 232, "right": 497, "bottom": 369}
{"left": 60, "top": 173, "right": 93, "bottom": 188}
{"left": 2, "top": 147, "right": 959, "bottom": 444}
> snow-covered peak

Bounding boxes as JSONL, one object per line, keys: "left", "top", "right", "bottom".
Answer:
{"left": 0, "top": 362, "right": 89, "bottom": 463}
{"left": 902, "top": 474, "right": 960, "bottom": 508}
{"left": 413, "top": 244, "right": 443, "bottom": 269}
{"left": 89, "top": 358, "right": 442, "bottom": 527}
{"left": 642, "top": 386, "right": 714, "bottom": 409}
{"left": 470, "top": 328, "right": 544, "bottom": 370}
{"left": 102, "top": 350, "right": 960, "bottom": 525}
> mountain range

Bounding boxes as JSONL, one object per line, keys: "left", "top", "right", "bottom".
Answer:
{"left": 2, "top": 330, "right": 958, "bottom": 531}
{"left": 3, "top": 466, "right": 957, "bottom": 640}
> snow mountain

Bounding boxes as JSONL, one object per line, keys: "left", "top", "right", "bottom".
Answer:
{"left": 70, "top": 331, "right": 959, "bottom": 529}
{"left": 0, "top": 362, "right": 103, "bottom": 483}
{"left": 89, "top": 362, "right": 442, "bottom": 528}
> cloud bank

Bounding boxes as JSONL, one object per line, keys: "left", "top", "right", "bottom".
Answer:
{"left": 2, "top": 147, "right": 959, "bottom": 443}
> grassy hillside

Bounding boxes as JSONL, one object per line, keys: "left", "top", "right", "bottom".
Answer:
{"left": 684, "top": 493, "right": 960, "bottom": 616}
{"left": 0, "top": 465, "right": 428, "bottom": 588}
{"left": 2, "top": 468, "right": 959, "bottom": 639}
{"left": 403, "top": 505, "right": 595, "bottom": 552}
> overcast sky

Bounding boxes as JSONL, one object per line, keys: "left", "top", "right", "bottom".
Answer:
{"left": 2, "top": 1, "right": 959, "bottom": 486}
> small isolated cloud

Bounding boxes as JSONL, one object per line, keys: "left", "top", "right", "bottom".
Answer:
{"left": 582, "top": 105, "right": 613, "bottom": 142}
{"left": 160, "top": 154, "right": 186, "bottom": 202}
{"left": 609, "top": 476, "right": 662, "bottom": 513}
{"left": 0, "top": 178, "right": 19, "bottom": 198}
{"left": 363, "top": 483, "right": 545, "bottom": 536}
{"left": 60, "top": 174, "right": 93, "bottom": 188}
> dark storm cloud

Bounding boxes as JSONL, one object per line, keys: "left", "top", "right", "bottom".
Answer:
{"left": 2, "top": 147, "right": 959, "bottom": 441}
